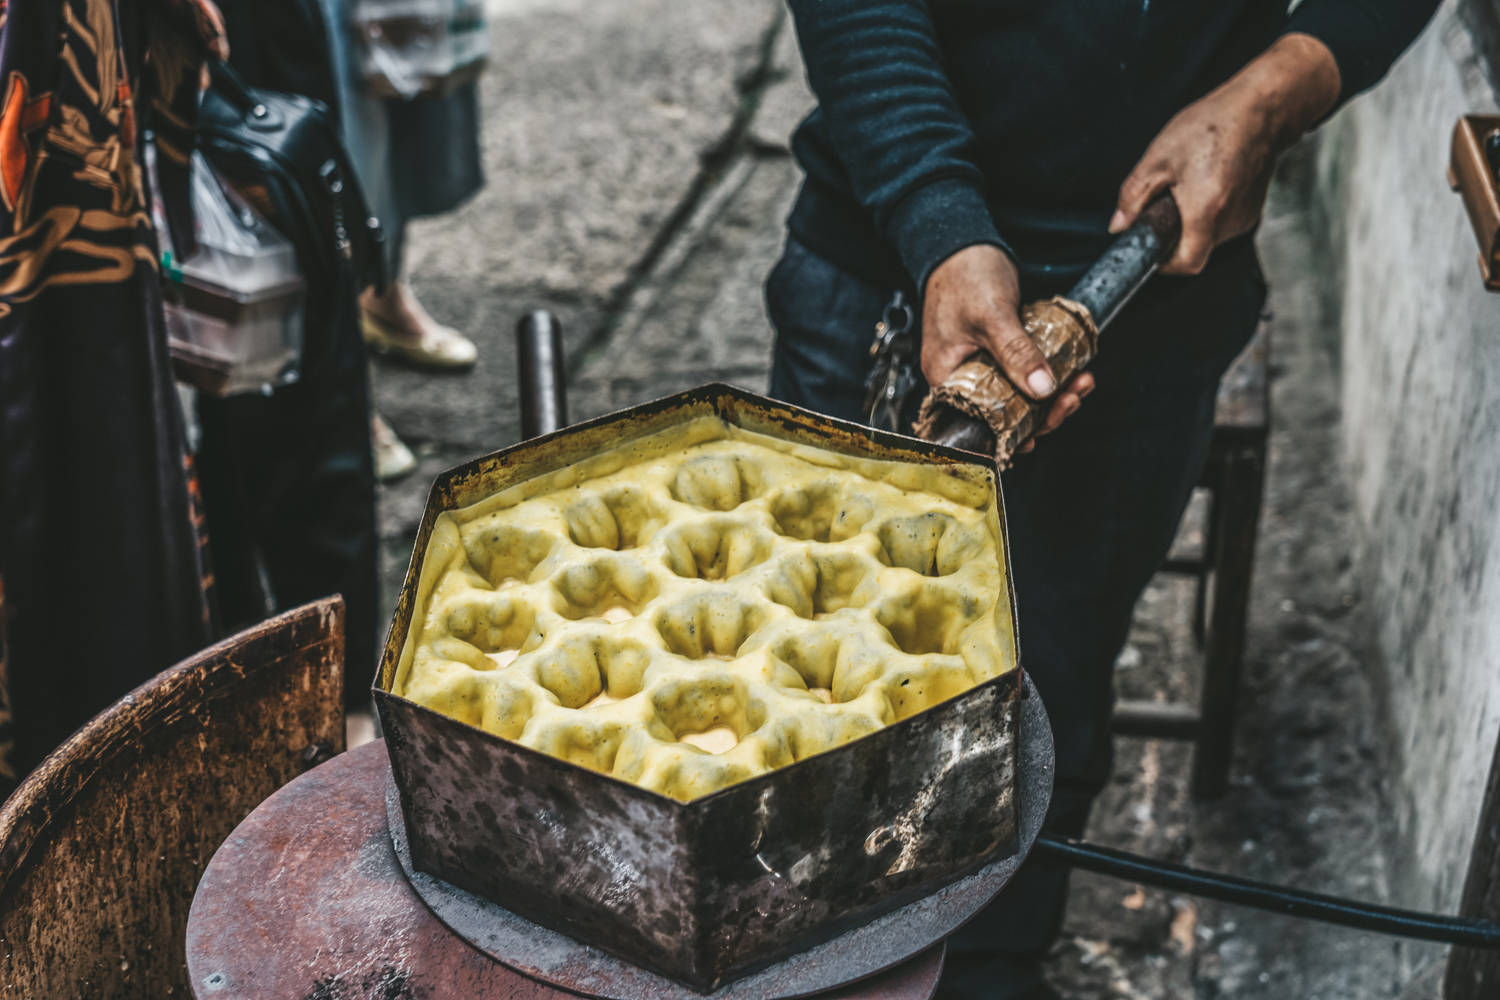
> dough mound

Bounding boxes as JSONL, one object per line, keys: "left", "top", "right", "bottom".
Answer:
{"left": 398, "top": 419, "right": 1015, "bottom": 801}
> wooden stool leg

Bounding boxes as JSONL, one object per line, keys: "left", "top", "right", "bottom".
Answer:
{"left": 1192, "top": 479, "right": 1219, "bottom": 648}
{"left": 1192, "top": 440, "right": 1267, "bottom": 799}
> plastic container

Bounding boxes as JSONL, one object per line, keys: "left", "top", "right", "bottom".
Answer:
{"left": 156, "top": 151, "right": 307, "bottom": 396}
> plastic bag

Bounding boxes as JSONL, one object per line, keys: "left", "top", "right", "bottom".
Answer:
{"left": 352, "top": 0, "right": 489, "bottom": 100}
{"left": 152, "top": 148, "right": 308, "bottom": 396}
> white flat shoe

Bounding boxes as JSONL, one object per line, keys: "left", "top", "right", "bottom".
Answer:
{"left": 371, "top": 412, "right": 417, "bottom": 481}
{"left": 362, "top": 309, "right": 479, "bottom": 370}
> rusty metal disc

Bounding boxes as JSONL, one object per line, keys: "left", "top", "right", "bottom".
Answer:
{"left": 388, "top": 672, "right": 1055, "bottom": 1000}
{"left": 185, "top": 742, "right": 951, "bottom": 999}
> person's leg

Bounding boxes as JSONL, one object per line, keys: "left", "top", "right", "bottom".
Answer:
{"left": 941, "top": 241, "right": 1266, "bottom": 997}
{"left": 195, "top": 263, "right": 381, "bottom": 706}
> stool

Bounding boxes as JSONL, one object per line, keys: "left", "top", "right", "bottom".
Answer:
{"left": 1111, "top": 323, "right": 1271, "bottom": 799}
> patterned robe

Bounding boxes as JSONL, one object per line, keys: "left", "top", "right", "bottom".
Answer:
{"left": 0, "top": 0, "right": 218, "bottom": 786}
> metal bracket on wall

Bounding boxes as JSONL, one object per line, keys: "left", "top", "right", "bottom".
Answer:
{"left": 1448, "top": 114, "right": 1500, "bottom": 292}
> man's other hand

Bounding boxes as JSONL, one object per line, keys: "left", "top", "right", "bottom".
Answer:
{"left": 1109, "top": 32, "right": 1341, "bottom": 275}
{"left": 921, "top": 244, "right": 1094, "bottom": 443}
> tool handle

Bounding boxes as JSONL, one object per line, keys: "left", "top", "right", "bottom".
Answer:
{"left": 924, "top": 194, "right": 1181, "bottom": 458}
{"left": 1065, "top": 194, "right": 1181, "bottom": 328}
{"left": 925, "top": 302, "right": 1094, "bottom": 457}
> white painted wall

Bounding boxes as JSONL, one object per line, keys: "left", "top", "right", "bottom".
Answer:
{"left": 1313, "top": 0, "right": 1500, "bottom": 912}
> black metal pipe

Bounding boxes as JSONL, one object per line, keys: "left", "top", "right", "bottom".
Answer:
{"left": 926, "top": 406, "right": 997, "bottom": 456}
{"left": 1035, "top": 834, "right": 1500, "bottom": 950}
{"left": 1109, "top": 701, "right": 1202, "bottom": 740}
{"left": 1064, "top": 195, "right": 1181, "bottom": 329}
{"left": 516, "top": 310, "right": 568, "bottom": 439}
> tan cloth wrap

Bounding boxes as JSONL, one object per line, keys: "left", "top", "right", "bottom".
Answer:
{"left": 914, "top": 296, "right": 1098, "bottom": 468}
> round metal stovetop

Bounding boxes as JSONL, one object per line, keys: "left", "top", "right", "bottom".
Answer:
{"left": 185, "top": 674, "right": 1053, "bottom": 1000}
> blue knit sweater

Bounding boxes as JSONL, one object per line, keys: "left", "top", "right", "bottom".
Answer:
{"left": 784, "top": 0, "right": 1439, "bottom": 292}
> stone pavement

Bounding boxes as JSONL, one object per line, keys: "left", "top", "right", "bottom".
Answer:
{"left": 370, "top": 5, "right": 1434, "bottom": 995}
{"left": 373, "top": 0, "right": 797, "bottom": 611}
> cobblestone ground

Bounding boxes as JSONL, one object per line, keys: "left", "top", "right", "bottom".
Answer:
{"left": 371, "top": 5, "right": 1439, "bottom": 995}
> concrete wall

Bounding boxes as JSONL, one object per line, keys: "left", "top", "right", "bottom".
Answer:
{"left": 1311, "top": 0, "right": 1500, "bottom": 913}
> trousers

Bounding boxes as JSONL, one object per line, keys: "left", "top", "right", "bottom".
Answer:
{"left": 764, "top": 235, "right": 1264, "bottom": 992}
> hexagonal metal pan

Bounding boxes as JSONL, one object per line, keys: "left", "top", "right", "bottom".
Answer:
{"left": 374, "top": 384, "right": 1022, "bottom": 993}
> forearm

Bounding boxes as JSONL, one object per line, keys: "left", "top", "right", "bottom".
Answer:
{"left": 1285, "top": 0, "right": 1441, "bottom": 105}
{"left": 1232, "top": 33, "right": 1343, "bottom": 149}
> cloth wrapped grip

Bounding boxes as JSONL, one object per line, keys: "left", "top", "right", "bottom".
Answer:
{"left": 914, "top": 296, "right": 1098, "bottom": 468}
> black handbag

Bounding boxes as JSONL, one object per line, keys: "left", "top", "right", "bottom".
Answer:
{"left": 196, "top": 60, "right": 386, "bottom": 294}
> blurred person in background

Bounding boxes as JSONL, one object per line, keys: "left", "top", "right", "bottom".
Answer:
{"left": 321, "top": 0, "right": 485, "bottom": 479}
{"left": 204, "top": 0, "right": 484, "bottom": 699}
{"left": 768, "top": 2, "right": 1438, "bottom": 997}
{"left": 200, "top": 0, "right": 381, "bottom": 701}
{"left": 0, "top": 0, "right": 223, "bottom": 788}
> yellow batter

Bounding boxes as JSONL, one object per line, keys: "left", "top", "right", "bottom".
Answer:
{"left": 394, "top": 416, "right": 1015, "bottom": 801}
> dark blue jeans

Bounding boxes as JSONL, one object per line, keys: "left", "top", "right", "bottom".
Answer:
{"left": 766, "top": 237, "right": 1265, "bottom": 995}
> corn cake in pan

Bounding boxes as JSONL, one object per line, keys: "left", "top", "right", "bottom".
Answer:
{"left": 394, "top": 411, "right": 1014, "bottom": 801}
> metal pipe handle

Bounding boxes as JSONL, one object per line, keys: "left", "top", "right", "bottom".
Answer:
{"left": 925, "top": 194, "right": 1182, "bottom": 458}
{"left": 1065, "top": 194, "right": 1181, "bottom": 330}
{"left": 516, "top": 311, "right": 569, "bottom": 440}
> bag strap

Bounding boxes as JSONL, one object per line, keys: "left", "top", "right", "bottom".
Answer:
{"left": 205, "top": 59, "right": 259, "bottom": 115}
{"left": 331, "top": 145, "right": 388, "bottom": 292}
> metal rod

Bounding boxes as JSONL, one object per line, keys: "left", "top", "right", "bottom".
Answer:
{"left": 1035, "top": 835, "right": 1500, "bottom": 950}
{"left": 1064, "top": 195, "right": 1182, "bottom": 329}
{"left": 516, "top": 310, "right": 568, "bottom": 439}
{"left": 926, "top": 406, "right": 998, "bottom": 456}
{"left": 1110, "top": 701, "right": 1202, "bottom": 740}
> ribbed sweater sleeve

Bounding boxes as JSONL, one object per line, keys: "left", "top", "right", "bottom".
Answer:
{"left": 1286, "top": 0, "right": 1440, "bottom": 105}
{"left": 786, "top": 0, "right": 1008, "bottom": 292}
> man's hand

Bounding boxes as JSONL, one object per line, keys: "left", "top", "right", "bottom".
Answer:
{"left": 1110, "top": 33, "right": 1341, "bottom": 275}
{"left": 921, "top": 244, "right": 1094, "bottom": 447}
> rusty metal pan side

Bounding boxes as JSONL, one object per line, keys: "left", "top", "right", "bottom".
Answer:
{"left": 375, "top": 473, "right": 447, "bottom": 695}
{"left": 375, "top": 690, "right": 703, "bottom": 978}
{"left": 376, "top": 669, "right": 1018, "bottom": 991}
{"left": 685, "top": 674, "right": 1020, "bottom": 986}
{"left": 994, "top": 464, "right": 1022, "bottom": 675}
